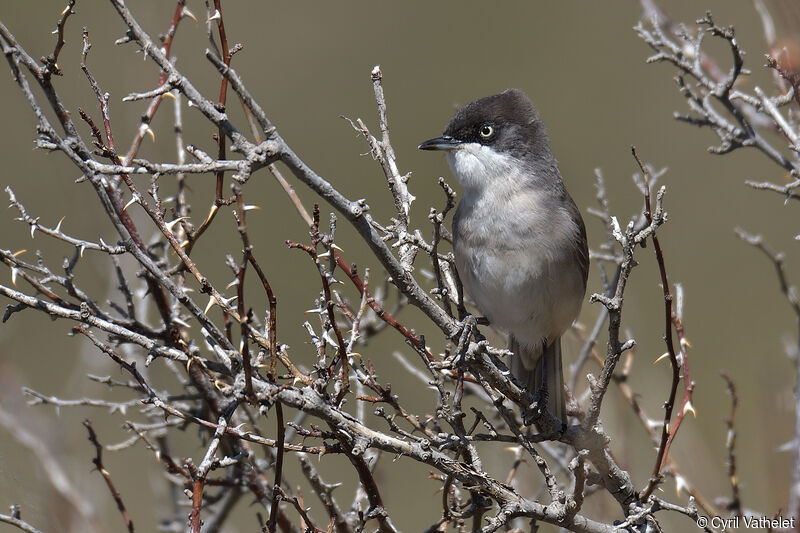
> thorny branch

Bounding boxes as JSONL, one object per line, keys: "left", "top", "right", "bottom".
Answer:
{"left": 631, "top": 148, "right": 695, "bottom": 502}
{"left": 639, "top": 0, "right": 800, "bottom": 526}
{"left": 637, "top": 5, "right": 800, "bottom": 181}
{"left": 0, "top": 1, "right": 783, "bottom": 532}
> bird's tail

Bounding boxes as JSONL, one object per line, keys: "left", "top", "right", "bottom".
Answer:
{"left": 510, "top": 336, "right": 566, "bottom": 425}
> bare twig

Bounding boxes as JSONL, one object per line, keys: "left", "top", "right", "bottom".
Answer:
{"left": 267, "top": 403, "right": 286, "bottom": 533}
{"left": 736, "top": 228, "right": 800, "bottom": 520}
{"left": 0, "top": 508, "right": 44, "bottom": 533}
{"left": 719, "top": 371, "right": 742, "bottom": 516}
{"left": 633, "top": 148, "right": 694, "bottom": 501}
{"left": 83, "top": 420, "right": 135, "bottom": 533}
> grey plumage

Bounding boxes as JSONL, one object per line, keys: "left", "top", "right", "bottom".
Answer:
{"left": 420, "top": 89, "right": 588, "bottom": 425}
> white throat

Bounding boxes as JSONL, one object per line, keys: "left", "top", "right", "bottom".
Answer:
{"left": 445, "top": 143, "right": 518, "bottom": 192}
{"left": 446, "top": 143, "right": 522, "bottom": 195}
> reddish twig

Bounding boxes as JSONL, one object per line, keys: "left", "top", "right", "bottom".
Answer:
{"left": 81, "top": 29, "right": 116, "bottom": 153}
{"left": 80, "top": 28, "right": 265, "bottom": 359}
{"left": 590, "top": 333, "right": 719, "bottom": 518}
{"left": 123, "top": 422, "right": 191, "bottom": 480}
{"left": 659, "top": 295, "right": 694, "bottom": 468}
{"left": 181, "top": 0, "right": 235, "bottom": 257}
{"left": 79, "top": 28, "right": 174, "bottom": 329}
{"left": 344, "top": 452, "right": 396, "bottom": 533}
{"left": 189, "top": 477, "right": 205, "bottom": 533}
{"left": 287, "top": 205, "right": 351, "bottom": 403}
{"left": 277, "top": 487, "right": 325, "bottom": 533}
{"left": 83, "top": 420, "right": 135, "bottom": 533}
{"left": 41, "top": 0, "right": 76, "bottom": 78}
{"left": 267, "top": 403, "right": 286, "bottom": 533}
{"left": 121, "top": 0, "right": 191, "bottom": 165}
{"left": 334, "top": 254, "right": 434, "bottom": 362}
{"left": 633, "top": 147, "right": 694, "bottom": 501}
{"left": 233, "top": 193, "right": 279, "bottom": 379}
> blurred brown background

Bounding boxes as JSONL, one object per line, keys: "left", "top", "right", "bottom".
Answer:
{"left": 0, "top": 1, "right": 798, "bottom": 531}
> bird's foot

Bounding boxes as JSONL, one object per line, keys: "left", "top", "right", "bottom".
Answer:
{"left": 522, "top": 388, "right": 549, "bottom": 427}
{"left": 522, "top": 388, "right": 566, "bottom": 436}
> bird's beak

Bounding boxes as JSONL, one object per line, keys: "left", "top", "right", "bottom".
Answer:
{"left": 418, "top": 135, "right": 461, "bottom": 151}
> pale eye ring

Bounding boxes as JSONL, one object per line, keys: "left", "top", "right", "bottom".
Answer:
{"left": 479, "top": 124, "right": 494, "bottom": 138}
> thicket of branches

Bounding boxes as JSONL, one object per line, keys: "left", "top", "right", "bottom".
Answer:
{"left": 0, "top": 1, "right": 798, "bottom": 532}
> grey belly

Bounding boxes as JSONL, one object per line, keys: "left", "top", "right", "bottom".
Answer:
{"left": 454, "top": 236, "right": 582, "bottom": 350}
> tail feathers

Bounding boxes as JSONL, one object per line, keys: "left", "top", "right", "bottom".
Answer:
{"left": 510, "top": 336, "right": 566, "bottom": 425}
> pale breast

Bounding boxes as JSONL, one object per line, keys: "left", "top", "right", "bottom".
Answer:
{"left": 452, "top": 182, "right": 585, "bottom": 350}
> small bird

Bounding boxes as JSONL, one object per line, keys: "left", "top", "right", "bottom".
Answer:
{"left": 419, "top": 89, "right": 588, "bottom": 426}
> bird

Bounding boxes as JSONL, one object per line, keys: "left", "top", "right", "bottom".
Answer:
{"left": 418, "top": 88, "right": 588, "bottom": 427}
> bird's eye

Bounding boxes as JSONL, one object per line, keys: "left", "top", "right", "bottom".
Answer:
{"left": 479, "top": 124, "right": 494, "bottom": 138}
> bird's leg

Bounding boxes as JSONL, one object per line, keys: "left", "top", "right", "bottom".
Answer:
{"left": 536, "top": 339, "right": 549, "bottom": 396}
{"left": 523, "top": 389, "right": 563, "bottom": 433}
{"left": 522, "top": 390, "right": 547, "bottom": 427}
{"left": 535, "top": 343, "right": 550, "bottom": 409}
{"left": 522, "top": 338, "right": 551, "bottom": 427}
